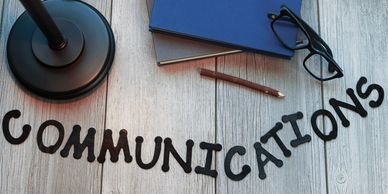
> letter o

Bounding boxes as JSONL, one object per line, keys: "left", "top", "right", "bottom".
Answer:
{"left": 37, "top": 120, "right": 65, "bottom": 154}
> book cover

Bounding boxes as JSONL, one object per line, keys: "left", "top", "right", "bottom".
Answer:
{"left": 150, "top": 0, "right": 302, "bottom": 59}
{"left": 147, "top": 0, "right": 241, "bottom": 65}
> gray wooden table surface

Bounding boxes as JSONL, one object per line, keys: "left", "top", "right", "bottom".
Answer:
{"left": 0, "top": 0, "right": 387, "bottom": 193}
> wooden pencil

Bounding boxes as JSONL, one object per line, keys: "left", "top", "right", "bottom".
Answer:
{"left": 199, "top": 68, "right": 285, "bottom": 98}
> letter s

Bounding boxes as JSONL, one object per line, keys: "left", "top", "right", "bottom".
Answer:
{"left": 356, "top": 76, "right": 384, "bottom": 108}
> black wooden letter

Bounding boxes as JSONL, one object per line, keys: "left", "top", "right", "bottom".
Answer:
{"left": 162, "top": 138, "right": 194, "bottom": 173}
{"left": 282, "top": 112, "right": 311, "bottom": 147}
{"left": 329, "top": 89, "right": 367, "bottom": 127}
{"left": 260, "top": 122, "right": 291, "bottom": 157}
{"left": 195, "top": 142, "right": 222, "bottom": 178}
{"left": 254, "top": 142, "right": 283, "bottom": 180}
{"left": 135, "top": 136, "right": 162, "bottom": 169}
{"left": 356, "top": 76, "right": 384, "bottom": 108}
{"left": 311, "top": 109, "right": 338, "bottom": 141}
{"left": 2, "top": 110, "right": 31, "bottom": 145}
{"left": 60, "top": 125, "right": 96, "bottom": 162}
{"left": 97, "top": 129, "right": 132, "bottom": 163}
{"left": 37, "top": 120, "right": 65, "bottom": 154}
{"left": 224, "top": 146, "right": 251, "bottom": 181}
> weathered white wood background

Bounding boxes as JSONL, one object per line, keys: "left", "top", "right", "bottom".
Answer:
{"left": 0, "top": 0, "right": 387, "bottom": 193}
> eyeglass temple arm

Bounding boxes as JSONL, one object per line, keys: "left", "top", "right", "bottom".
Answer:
{"left": 275, "top": 6, "right": 334, "bottom": 56}
{"left": 298, "top": 19, "right": 338, "bottom": 72}
{"left": 269, "top": 12, "right": 334, "bottom": 57}
{"left": 295, "top": 17, "right": 334, "bottom": 57}
{"left": 269, "top": 12, "right": 338, "bottom": 73}
{"left": 289, "top": 12, "right": 340, "bottom": 73}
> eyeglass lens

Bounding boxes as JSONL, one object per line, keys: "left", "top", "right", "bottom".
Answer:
{"left": 304, "top": 53, "right": 339, "bottom": 80}
{"left": 272, "top": 15, "right": 309, "bottom": 49}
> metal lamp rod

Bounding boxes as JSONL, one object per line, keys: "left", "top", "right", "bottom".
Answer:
{"left": 19, "top": 0, "right": 67, "bottom": 50}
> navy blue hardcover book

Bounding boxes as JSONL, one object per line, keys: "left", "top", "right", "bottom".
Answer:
{"left": 149, "top": 0, "right": 302, "bottom": 58}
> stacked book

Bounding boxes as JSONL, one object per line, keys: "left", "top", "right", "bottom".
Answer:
{"left": 148, "top": 0, "right": 302, "bottom": 65}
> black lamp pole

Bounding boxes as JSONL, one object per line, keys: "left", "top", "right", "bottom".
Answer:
{"left": 7, "top": 0, "right": 115, "bottom": 99}
{"left": 19, "top": 0, "right": 67, "bottom": 50}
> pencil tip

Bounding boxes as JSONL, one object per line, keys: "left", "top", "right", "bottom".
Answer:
{"left": 278, "top": 92, "right": 285, "bottom": 98}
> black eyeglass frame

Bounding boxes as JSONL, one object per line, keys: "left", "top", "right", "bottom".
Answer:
{"left": 269, "top": 5, "right": 344, "bottom": 81}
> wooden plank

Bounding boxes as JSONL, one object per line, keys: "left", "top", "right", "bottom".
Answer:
{"left": 101, "top": 0, "right": 216, "bottom": 193}
{"left": 0, "top": 0, "right": 3, "bottom": 37}
{"left": 0, "top": 1, "right": 111, "bottom": 193}
{"left": 318, "top": 0, "right": 388, "bottom": 193}
{"left": 215, "top": 0, "right": 328, "bottom": 193}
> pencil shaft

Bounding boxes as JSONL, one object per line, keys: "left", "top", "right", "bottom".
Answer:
{"left": 200, "top": 68, "right": 283, "bottom": 98}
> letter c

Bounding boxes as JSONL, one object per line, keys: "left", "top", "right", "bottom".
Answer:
{"left": 2, "top": 110, "right": 31, "bottom": 145}
{"left": 224, "top": 146, "right": 251, "bottom": 181}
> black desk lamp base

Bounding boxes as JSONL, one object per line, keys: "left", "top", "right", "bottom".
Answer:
{"left": 7, "top": 0, "right": 115, "bottom": 100}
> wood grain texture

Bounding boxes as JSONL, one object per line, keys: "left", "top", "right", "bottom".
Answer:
{"left": 318, "top": 0, "right": 388, "bottom": 193}
{"left": 215, "top": 0, "right": 327, "bottom": 193}
{"left": 0, "top": 0, "right": 387, "bottom": 193}
{"left": 101, "top": 0, "right": 216, "bottom": 193}
{"left": 0, "top": 0, "right": 4, "bottom": 38}
{"left": 0, "top": 1, "right": 111, "bottom": 193}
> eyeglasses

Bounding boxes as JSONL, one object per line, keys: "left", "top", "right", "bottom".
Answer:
{"left": 268, "top": 5, "right": 344, "bottom": 81}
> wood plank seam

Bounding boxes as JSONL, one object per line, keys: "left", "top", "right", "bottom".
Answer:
{"left": 316, "top": 0, "right": 330, "bottom": 194}
{"left": 0, "top": 0, "right": 4, "bottom": 37}
{"left": 214, "top": 56, "right": 218, "bottom": 194}
{"left": 99, "top": 0, "right": 114, "bottom": 194}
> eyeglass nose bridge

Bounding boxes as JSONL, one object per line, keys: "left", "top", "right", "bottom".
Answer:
{"left": 295, "top": 39, "right": 309, "bottom": 48}
{"left": 310, "top": 41, "right": 339, "bottom": 73}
